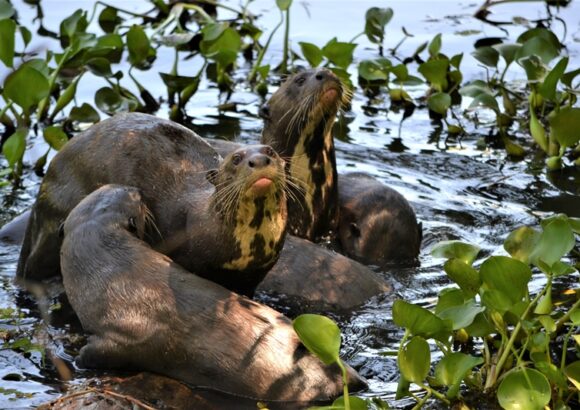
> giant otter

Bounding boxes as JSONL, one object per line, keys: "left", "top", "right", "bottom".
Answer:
{"left": 60, "top": 184, "right": 365, "bottom": 401}
{"left": 17, "top": 113, "right": 287, "bottom": 296}
{"left": 211, "top": 67, "right": 422, "bottom": 266}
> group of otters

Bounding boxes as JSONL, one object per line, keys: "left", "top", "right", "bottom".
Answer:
{"left": 2, "top": 68, "right": 422, "bottom": 403}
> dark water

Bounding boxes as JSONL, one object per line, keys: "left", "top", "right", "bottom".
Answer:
{"left": 1, "top": 0, "right": 579, "bottom": 408}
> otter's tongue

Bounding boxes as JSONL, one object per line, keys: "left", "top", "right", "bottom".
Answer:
{"left": 252, "top": 177, "right": 273, "bottom": 196}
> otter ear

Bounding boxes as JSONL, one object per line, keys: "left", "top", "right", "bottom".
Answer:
{"left": 258, "top": 103, "right": 271, "bottom": 120}
{"left": 206, "top": 169, "right": 219, "bottom": 185}
{"left": 349, "top": 223, "right": 361, "bottom": 238}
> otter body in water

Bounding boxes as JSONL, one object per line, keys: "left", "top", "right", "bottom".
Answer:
{"left": 60, "top": 184, "right": 365, "bottom": 401}
{"left": 18, "top": 113, "right": 287, "bottom": 296}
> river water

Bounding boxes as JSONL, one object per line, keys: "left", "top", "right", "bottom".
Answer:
{"left": 1, "top": 0, "right": 579, "bottom": 408}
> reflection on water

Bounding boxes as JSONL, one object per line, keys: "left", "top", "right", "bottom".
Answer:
{"left": 1, "top": 0, "right": 579, "bottom": 408}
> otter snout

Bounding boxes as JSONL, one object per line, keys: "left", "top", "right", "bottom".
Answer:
{"left": 247, "top": 153, "right": 271, "bottom": 169}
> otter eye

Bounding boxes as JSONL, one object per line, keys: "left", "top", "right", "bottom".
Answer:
{"left": 264, "top": 147, "right": 275, "bottom": 157}
{"left": 295, "top": 76, "right": 306, "bottom": 85}
{"left": 232, "top": 154, "right": 243, "bottom": 165}
{"left": 128, "top": 217, "right": 137, "bottom": 234}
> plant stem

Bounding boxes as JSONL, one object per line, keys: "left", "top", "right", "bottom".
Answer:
{"left": 555, "top": 297, "right": 580, "bottom": 332}
{"left": 248, "top": 10, "right": 284, "bottom": 83}
{"left": 560, "top": 326, "right": 575, "bottom": 371}
{"left": 417, "top": 382, "right": 450, "bottom": 405}
{"left": 484, "top": 289, "right": 546, "bottom": 390}
{"left": 336, "top": 359, "right": 350, "bottom": 410}
{"left": 411, "top": 389, "right": 432, "bottom": 410}
{"left": 280, "top": 9, "right": 291, "bottom": 74}
{"left": 37, "top": 48, "right": 71, "bottom": 121}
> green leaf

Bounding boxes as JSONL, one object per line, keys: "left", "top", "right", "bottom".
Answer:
{"left": 3, "top": 66, "right": 50, "bottom": 112}
{"left": 549, "top": 107, "right": 580, "bottom": 148}
{"left": 157, "top": 32, "right": 195, "bottom": 47}
{"left": 322, "top": 38, "right": 357, "bottom": 69}
{"left": 530, "top": 216, "right": 575, "bottom": 267}
{"left": 299, "top": 42, "right": 323, "bottom": 67}
{"left": 0, "top": 0, "right": 15, "bottom": 19}
{"left": 497, "top": 369, "right": 550, "bottom": 410}
{"left": 539, "top": 57, "right": 568, "bottom": 101}
{"left": 459, "top": 80, "right": 492, "bottom": 98}
{"left": 365, "top": 7, "right": 393, "bottom": 44}
{"left": 435, "top": 353, "right": 483, "bottom": 399}
{"left": 51, "top": 76, "right": 81, "bottom": 119}
{"left": 516, "top": 36, "right": 560, "bottom": 65}
{"left": 450, "top": 53, "right": 463, "bottom": 69}
{"left": 472, "top": 46, "right": 499, "bottom": 67}
{"left": 127, "top": 25, "right": 152, "bottom": 67}
{"left": 566, "top": 361, "right": 580, "bottom": 391}
{"left": 293, "top": 314, "right": 340, "bottom": 365}
{"left": 327, "top": 396, "right": 369, "bottom": 410}
{"left": 391, "top": 64, "right": 408, "bottom": 82}
{"left": 398, "top": 336, "right": 430, "bottom": 383}
{"left": 428, "top": 33, "right": 442, "bottom": 57}
{"left": 480, "top": 256, "right": 531, "bottom": 305}
{"left": 465, "top": 312, "right": 495, "bottom": 337}
{"left": 435, "top": 288, "right": 465, "bottom": 314}
{"left": 19, "top": 26, "right": 31, "bottom": 47}
{"left": 504, "top": 226, "right": 541, "bottom": 264}
{"left": 534, "top": 284, "right": 552, "bottom": 315}
{"left": 562, "top": 68, "right": 580, "bottom": 88}
{"left": 493, "top": 43, "right": 522, "bottom": 66}
{"left": 519, "top": 55, "right": 547, "bottom": 82}
{"left": 535, "top": 362, "right": 568, "bottom": 390}
{"left": 60, "top": 9, "right": 88, "bottom": 44}
{"left": 517, "top": 28, "right": 561, "bottom": 53}
{"left": 481, "top": 289, "right": 513, "bottom": 314}
{"left": 0, "top": 18, "right": 15, "bottom": 67}
{"left": 529, "top": 106, "right": 548, "bottom": 152}
{"left": 437, "top": 300, "right": 484, "bottom": 330}
{"left": 69, "top": 103, "right": 100, "bottom": 123}
{"left": 200, "top": 26, "right": 241, "bottom": 67}
{"left": 431, "top": 240, "right": 480, "bottom": 265}
{"left": 358, "top": 60, "right": 388, "bottom": 82}
{"left": 551, "top": 261, "right": 576, "bottom": 277}
{"left": 443, "top": 259, "right": 481, "bottom": 297}
{"left": 43, "top": 126, "right": 68, "bottom": 151}
{"left": 393, "top": 300, "right": 450, "bottom": 339}
{"left": 96, "top": 33, "right": 124, "bottom": 63}
{"left": 95, "top": 87, "right": 136, "bottom": 115}
{"left": 470, "top": 93, "right": 499, "bottom": 113}
{"left": 86, "top": 57, "right": 113, "bottom": 77}
{"left": 2, "top": 128, "right": 27, "bottom": 169}
{"left": 418, "top": 59, "right": 449, "bottom": 92}
{"left": 98, "top": 6, "right": 123, "bottom": 33}
{"left": 427, "top": 92, "right": 451, "bottom": 115}
{"left": 276, "top": 0, "right": 292, "bottom": 11}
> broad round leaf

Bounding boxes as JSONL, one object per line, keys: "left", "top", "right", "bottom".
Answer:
{"left": 98, "top": 7, "right": 123, "bottom": 33}
{"left": 331, "top": 395, "right": 368, "bottom": 410}
{"left": 393, "top": 300, "right": 449, "bottom": 339}
{"left": 200, "top": 27, "right": 241, "bottom": 67}
{"left": 0, "top": 0, "right": 15, "bottom": 19}
{"left": 519, "top": 55, "right": 547, "bottom": 82}
{"left": 434, "top": 353, "right": 483, "bottom": 399}
{"left": 358, "top": 60, "right": 388, "bottom": 82}
{"left": 0, "top": 18, "right": 15, "bottom": 68}
{"left": 2, "top": 128, "right": 27, "bottom": 169}
{"left": 435, "top": 288, "right": 465, "bottom": 314}
{"left": 398, "top": 336, "right": 430, "bottom": 383}
{"left": 127, "top": 25, "right": 153, "bottom": 67}
{"left": 465, "top": 312, "right": 495, "bottom": 338}
{"left": 4, "top": 66, "right": 49, "bottom": 112}
{"left": 322, "top": 38, "right": 356, "bottom": 70}
{"left": 94, "top": 87, "right": 136, "bottom": 115}
{"left": 516, "top": 37, "right": 559, "bottom": 65}
{"left": 418, "top": 59, "right": 449, "bottom": 92}
{"left": 43, "top": 126, "right": 68, "bottom": 151}
{"left": 293, "top": 314, "right": 340, "bottom": 365}
{"left": 530, "top": 217, "right": 575, "bottom": 267}
{"left": 431, "top": 240, "right": 480, "bottom": 265}
{"left": 299, "top": 42, "right": 323, "bottom": 68}
{"left": 365, "top": 7, "right": 393, "bottom": 44}
{"left": 86, "top": 57, "right": 113, "bottom": 77}
{"left": 69, "top": 103, "right": 100, "bottom": 123}
{"left": 459, "top": 80, "right": 492, "bottom": 98}
{"left": 549, "top": 107, "right": 580, "bottom": 148}
{"left": 437, "top": 300, "right": 485, "bottom": 330}
{"left": 443, "top": 259, "right": 481, "bottom": 296}
{"left": 481, "top": 289, "right": 513, "bottom": 314}
{"left": 504, "top": 226, "right": 540, "bottom": 264}
{"left": 497, "top": 369, "right": 550, "bottom": 410}
{"left": 493, "top": 43, "right": 521, "bottom": 66}
{"left": 480, "top": 256, "right": 531, "bottom": 304}
{"left": 427, "top": 92, "right": 451, "bottom": 115}
{"left": 472, "top": 46, "right": 499, "bottom": 67}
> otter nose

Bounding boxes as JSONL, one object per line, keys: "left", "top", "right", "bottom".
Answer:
{"left": 247, "top": 154, "right": 271, "bottom": 168}
{"left": 315, "top": 68, "right": 333, "bottom": 81}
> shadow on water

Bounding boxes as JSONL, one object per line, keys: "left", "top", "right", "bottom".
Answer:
{"left": 1, "top": 0, "right": 579, "bottom": 408}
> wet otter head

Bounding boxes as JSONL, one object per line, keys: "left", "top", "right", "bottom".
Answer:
{"left": 259, "top": 68, "right": 349, "bottom": 240}
{"left": 206, "top": 145, "right": 288, "bottom": 293}
{"left": 62, "top": 185, "right": 151, "bottom": 240}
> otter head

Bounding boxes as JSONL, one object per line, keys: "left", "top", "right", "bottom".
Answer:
{"left": 259, "top": 67, "right": 348, "bottom": 155}
{"left": 62, "top": 184, "right": 150, "bottom": 240}
{"left": 207, "top": 145, "right": 288, "bottom": 275}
